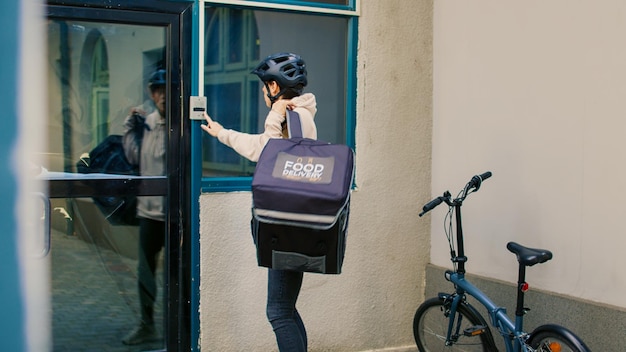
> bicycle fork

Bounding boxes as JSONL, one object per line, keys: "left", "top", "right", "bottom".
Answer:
{"left": 443, "top": 294, "right": 463, "bottom": 345}
{"left": 439, "top": 292, "right": 489, "bottom": 346}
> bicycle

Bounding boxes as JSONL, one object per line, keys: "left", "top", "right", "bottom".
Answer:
{"left": 413, "top": 172, "right": 590, "bottom": 352}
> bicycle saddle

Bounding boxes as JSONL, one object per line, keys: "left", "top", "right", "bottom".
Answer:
{"left": 506, "top": 242, "right": 553, "bottom": 266}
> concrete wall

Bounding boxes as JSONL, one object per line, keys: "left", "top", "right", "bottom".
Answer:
{"left": 199, "top": 1, "right": 433, "bottom": 351}
{"left": 431, "top": 0, "right": 626, "bottom": 347}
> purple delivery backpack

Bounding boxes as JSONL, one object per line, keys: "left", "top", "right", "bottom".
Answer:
{"left": 251, "top": 110, "right": 355, "bottom": 274}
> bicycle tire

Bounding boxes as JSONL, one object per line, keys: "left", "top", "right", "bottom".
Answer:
{"left": 413, "top": 296, "right": 496, "bottom": 352}
{"left": 528, "top": 324, "right": 590, "bottom": 352}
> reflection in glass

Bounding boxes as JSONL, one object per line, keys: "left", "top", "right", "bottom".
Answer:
{"left": 298, "top": 0, "right": 349, "bottom": 5}
{"left": 203, "top": 8, "right": 260, "bottom": 177}
{"left": 202, "top": 7, "right": 349, "bottom": 178}
{"left": 46, "top": 20, "right": 165, "bottom": 174}
{"left": 47, "top": 19, "right": 167, "bottom": 351}
{"left": 50, "top": 197, "right": 165, "bottom": 351}
{"left": 251, "top": 0, "right": 350, "bottom": 5}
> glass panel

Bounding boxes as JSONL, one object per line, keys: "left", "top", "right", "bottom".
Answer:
{"left": 46, "top": 19, "right": 167, "bottom": 351}
{"left": 227, "top": 9, "right": 245, "bottom": 65}
{"left": 250, "top": 0, "right": 350, "bottom": 6}
{"left": 288, "top": 0, "right": 349, "bottom": 5}
{"left": 50, "top": 197, "right": 166, "bottom": 351}
{"left": 46, "top": 20, "right": 166, "bottom": 174}
{"left": 205, "top": 7, "right": 222, "bottom": 68}
{"left": 202, "top": 7, "right": 348, "bottom": 179}
{"left": 204, "top": 82, "right": 245, "bottom": 167}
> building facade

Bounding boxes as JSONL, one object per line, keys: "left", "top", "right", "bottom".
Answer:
{"left": 5, "top": 0, "right": 623, "bottom": 351}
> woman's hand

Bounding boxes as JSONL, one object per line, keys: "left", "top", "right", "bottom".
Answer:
{"left": 200, "top": 112, "right": 224, "bottom": 137}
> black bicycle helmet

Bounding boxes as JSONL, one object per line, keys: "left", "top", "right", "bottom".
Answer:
{"left": 148, "top": 69, "right": 166, "bottom": 88}
{"left": 251, "top": 53, "right": 307, "bottom": 103}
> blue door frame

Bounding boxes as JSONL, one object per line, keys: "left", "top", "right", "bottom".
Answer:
{"left": 1, "top": 0, "right": 24, "bottom": 349}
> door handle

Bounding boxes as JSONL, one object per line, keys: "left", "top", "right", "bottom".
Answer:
{"left": 33, "top": 192, "right": 51, "bottom": 258}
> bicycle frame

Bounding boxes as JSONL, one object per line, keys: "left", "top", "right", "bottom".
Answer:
{"left": 445, "top": 272, "right": 526, "bottom": 351}
{"left": 418, "top": 172, "right": 589, "bottom": 352}
{"left": 445, "top": 199, "right": 527, "bottom": 352}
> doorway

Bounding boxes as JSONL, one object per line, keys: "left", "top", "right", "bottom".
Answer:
{"left": 43, "top": 1, "right": 192, "bottom": 350}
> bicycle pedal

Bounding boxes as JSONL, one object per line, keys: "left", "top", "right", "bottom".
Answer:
{"left": 463, "top": 325, "right": 487, "bottom": 337}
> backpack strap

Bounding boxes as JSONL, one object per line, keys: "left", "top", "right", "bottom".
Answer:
{"left": 286, "top": 109, "right": 303, "bottom": 138}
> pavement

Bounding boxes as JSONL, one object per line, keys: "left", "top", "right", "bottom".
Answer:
{"left": 50, "top": 225, "right": 164, "bottom": 352}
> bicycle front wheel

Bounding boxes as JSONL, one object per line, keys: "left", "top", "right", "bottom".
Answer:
{"left": 413, "top": 297, "right": 494, "bottom": 352}
{"left": 528, "top": 325, "right": 590, "bottom": 352}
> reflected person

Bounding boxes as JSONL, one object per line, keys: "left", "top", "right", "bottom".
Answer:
{"left": 121, "top": 69, "right": 167, "bottom": 345}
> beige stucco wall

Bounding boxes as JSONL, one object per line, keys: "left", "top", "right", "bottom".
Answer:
{"left": 433, "top": 0, "right": 626, "bottom": 310}
{"left": 18, "top": 0, "right": 50, "bottom": 350}
{"left": 199, "top": 1, "right": 433, "bottom": 351}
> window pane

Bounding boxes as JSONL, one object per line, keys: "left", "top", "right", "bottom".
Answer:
{"left": 288, "top": 0, "right": 349, "bottom": 5}
{"left": 249, "top": 0, "right": 350, "bottom": 6}
{"left": 205, "top": 8, "right": 221, "bottom": 68}
{"left": 203, "top": 6, "right": 348, "bottom": 179}
{"left": 227, "top": 9, "right": 245, "bottom": 65}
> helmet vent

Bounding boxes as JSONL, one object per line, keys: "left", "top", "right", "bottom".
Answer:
{"left": 251, "top": 52, "right": 308, "bottom": 89}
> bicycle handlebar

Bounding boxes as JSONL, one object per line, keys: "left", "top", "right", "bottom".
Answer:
{"left": 467, "top": 171, "right": 492, "bottom": 191}
{"left": 418, "top": 194, "right": 447, "bottom": 217}
{"left": 419, "top": 171, "right": 492, "bottom": 217}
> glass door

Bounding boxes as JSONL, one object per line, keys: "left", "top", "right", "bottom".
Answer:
{"left": 43, "top": 1, "right": 192, "bottom": 351}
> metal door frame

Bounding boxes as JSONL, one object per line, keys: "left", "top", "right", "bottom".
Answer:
{"left": 45, "top": 1, "right": 193, "bottom": 350}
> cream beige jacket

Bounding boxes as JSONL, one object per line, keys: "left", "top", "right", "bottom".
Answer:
{"left": 217, "top": 93, "right": 318, "bottom": 162}
{"left": 123, "top": 109, "right": 166, "bottom": 221}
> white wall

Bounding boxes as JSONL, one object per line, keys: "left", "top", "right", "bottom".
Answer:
{"left": 433, "top": 0, "right": 626, "bottom": 309}
{"left": 199, "top": 1, "right": 433, "bottom": 351}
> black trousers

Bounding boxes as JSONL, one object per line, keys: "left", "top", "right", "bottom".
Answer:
{"left": 137, "top": 217, "right": 165, "bottom": 324}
